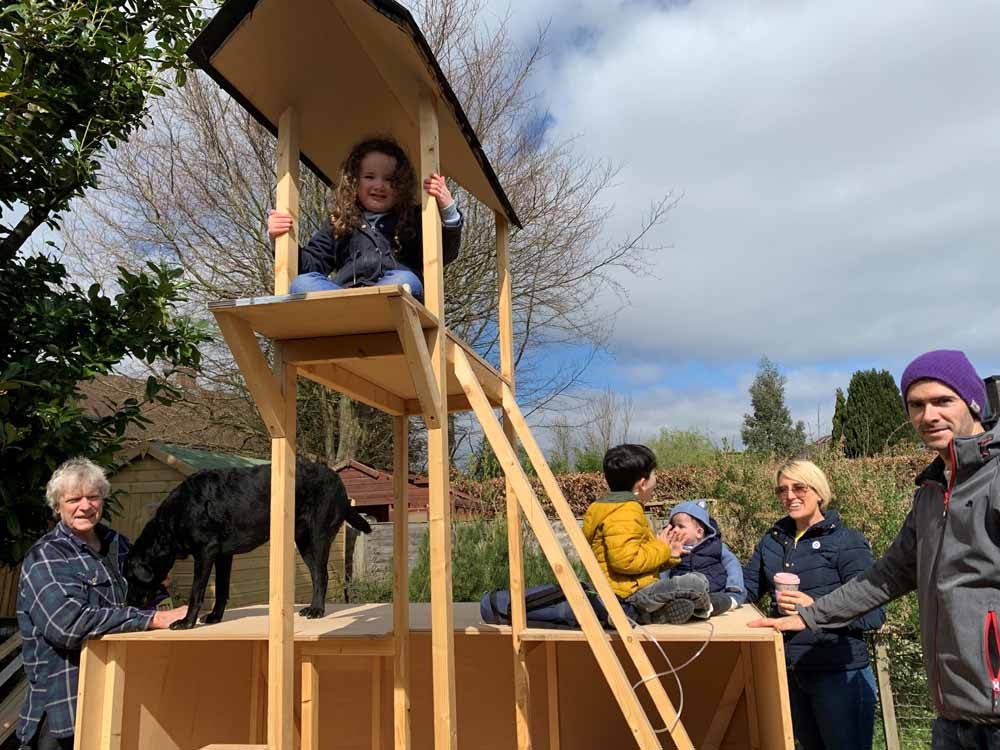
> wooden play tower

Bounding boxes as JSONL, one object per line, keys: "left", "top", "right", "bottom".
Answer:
{"left": 74, "top": 2, "right": 793, "bottom": 748}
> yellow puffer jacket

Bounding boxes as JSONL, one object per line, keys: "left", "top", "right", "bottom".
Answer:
{"left": 582, "top": 491, "right": 679, "bottom": 599}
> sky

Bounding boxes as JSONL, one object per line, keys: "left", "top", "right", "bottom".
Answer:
{"left": 479, "top": 0, "right": 1000, "bottom": 446}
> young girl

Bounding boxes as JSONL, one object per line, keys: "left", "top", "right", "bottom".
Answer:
{"left": 267, "top": 137, "right": 462, "bottom": 301}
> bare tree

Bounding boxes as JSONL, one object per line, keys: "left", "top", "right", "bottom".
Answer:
{"left": 62, "top": 0, "right": 675, "bottom": 467}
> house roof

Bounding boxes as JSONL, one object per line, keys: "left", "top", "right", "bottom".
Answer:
{"left": 187, "top": 0, "right": 520, "bottom": 228}
{"left": 117, "top": 441, "right": 269, "bottom": 477}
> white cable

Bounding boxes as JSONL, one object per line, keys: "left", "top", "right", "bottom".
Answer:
{"left": 627, "top": 614, "right": 716, "bottom": 734}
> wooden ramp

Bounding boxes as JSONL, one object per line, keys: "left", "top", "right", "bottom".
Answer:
{"left": 76, "top": 603, "right": 792, "bottom": 750}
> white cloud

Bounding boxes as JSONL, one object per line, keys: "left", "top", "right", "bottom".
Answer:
{"left": 510, "top": 0, "right": 1000, "bottom": 367}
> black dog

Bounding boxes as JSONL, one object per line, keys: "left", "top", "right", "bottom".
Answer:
{"left": 125, "top": 460, "right": 371, "bottom": 629}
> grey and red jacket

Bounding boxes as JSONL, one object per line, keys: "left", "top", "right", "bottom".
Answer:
{"left": 801, "top": 424, "right": 1000, "bottom": 722}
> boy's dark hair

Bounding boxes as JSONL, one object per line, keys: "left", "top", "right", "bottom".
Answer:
{"left": 603, "top": 444, "right": 657, "bottom": 492}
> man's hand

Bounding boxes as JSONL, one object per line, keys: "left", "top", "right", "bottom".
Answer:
{"left": 776, "top": 589, "right": 814, "bottom": 615}
{"left": 747, "top": 614, "right": 807, "bottom": 632}
{"left": 423, "top": 173, "right": 454, "bottom": 210}
{"left": 267, "top": 209, "right": 293, "bottom": 240}
{"left": 658, "top": 525, "right": 689, "bottom": 558}
{"left": 150, "top": 605, "right": 189, "bottom": 630}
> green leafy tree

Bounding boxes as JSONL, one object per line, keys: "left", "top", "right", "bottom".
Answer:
{"left": 841, "top": 369, "right": 913, "bottom": 457}
{"left": 1, "top": 1, "right": 207, "bottom": 256}
{"left": 831, "top": 387, "right": 847, "bottom": 447}
{"left": 741, "top": 356, "right": 806, "bottom": 456}
{"left": 648, "top": 428, "right": 718, "bottom": 468}
{"left": 1, "top": 259, "right": 209, "bottom": 563}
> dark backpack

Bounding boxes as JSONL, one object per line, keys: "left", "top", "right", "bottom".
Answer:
{"left": 480, "top": 583, "right": 627, "bottom": 629}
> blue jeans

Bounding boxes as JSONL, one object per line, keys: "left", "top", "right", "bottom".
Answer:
{"left": 932, "top": 718, "right": 1000, "bottom": 749}
{"left": 289, "top": 269, "right": 424, "bottom": 301}
{"left": 788, "top": 666, "right": 876, "bottom": 750}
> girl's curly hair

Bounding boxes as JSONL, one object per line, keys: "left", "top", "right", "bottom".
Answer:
{"left": 329, "top": 137, "right": 417, "bottom": 247}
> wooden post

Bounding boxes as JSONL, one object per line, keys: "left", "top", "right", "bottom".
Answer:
{"left": 418, "top": 92, "right": 457, "bottom": 750}
{"left": 392, "top": 415, "right": 412, "bottom": 750}
{"left": 372, "top": 656, "right": 383, "bottom": 750}
{"left": 249, "top": 641, "right": 267, "bottom": 743}
{"left": 98, "top": 643, "right": 127, "bottom": 750}
{"left": 301, "top": 655, "right": 320, "bottom": 750}
{"left": 497, "top": 213, "right": 530, "bottom": 747}
{"left": 545, "top": 643, "right": 560, "bottom": 750}
{"left": 874, "top": 636, "right": 901, "bottom": 750}
{"left": 267, "top": 359, "right": 297, "bottom": 750}
{"left": 274, "top": 107, "right": 300, "bottom": 295}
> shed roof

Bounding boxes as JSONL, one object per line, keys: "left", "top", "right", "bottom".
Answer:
{"left": 117, "top": 442, "right": 269, "bottom": 476}
{"left": 188, "top": 0, "right": 520, "bottom": 228}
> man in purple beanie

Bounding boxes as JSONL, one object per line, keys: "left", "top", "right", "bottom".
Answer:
{"left": 751, "top": 350, "right": 999, "bottom": 749}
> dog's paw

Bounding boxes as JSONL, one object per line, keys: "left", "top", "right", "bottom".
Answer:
{"left": 170, "top": 618, "right": 197, "bottom": 630}
{"left": 298, "top": 606, "right": 325, "bottom": 619}
{"left": 201, "top": 612, "right": 224, "bottom": 624}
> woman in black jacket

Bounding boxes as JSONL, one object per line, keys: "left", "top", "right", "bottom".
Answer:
{"left": 743, "top": 459, "right": 884, "bottom": 750}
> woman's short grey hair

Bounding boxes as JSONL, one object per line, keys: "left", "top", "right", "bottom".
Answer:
{"left": 45, "top": 458, "right": 109, "bottom": 514}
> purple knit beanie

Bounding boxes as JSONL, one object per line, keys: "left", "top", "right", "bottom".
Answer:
{"left": 900, "top": 350, "right": 986, "bottom": 418}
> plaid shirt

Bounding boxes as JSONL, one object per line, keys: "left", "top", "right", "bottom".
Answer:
{"left": 16, "top": 522, "right": 154, "bottom": 742}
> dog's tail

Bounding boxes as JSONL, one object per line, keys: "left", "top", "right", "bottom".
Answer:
{"left": 346, "top": 508, "right": 372, "bottom": 533}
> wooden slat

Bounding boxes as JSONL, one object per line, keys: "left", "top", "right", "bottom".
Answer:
{"left": 393, "top": 416, "right": 412, "bottom": 750}
{"left": 742, "top": 642, "right": 762, "bottom": 749}
{"left": 0, "top": 655, "right": 22, "bottom": 688}
{"left": 0, "top": 676, "right": 27, "bottom": 744}
{"left": 875, "top": 638, "right": 901, "bottom": 750}
{"left": 545, "top": 643, "right": 560, "bottom": 750}
{"left": 300, "top": 361, "right": 406, "bottom": 415}
{"left": 453, "top": 348, "right": 667, "bottom": 750}
{"left": 248, "top": 641, "right": 267, "bottom": 744}
{"left": 299, "top": 640, "right": 395, "bottom": 657}
{"left": 267, "top": 360, "right": 297, "bottom": 750}
{"left": 371, "top": 656, "right": 383, "bottom": 750}
{"left": 498, "top": 382, "right": 691, "bottom": 749}
{"left": 419, "top": 92, "right": 458, "bottom": 750}
{"left": 214, "top": 314, "right": 285, "bottom": 437}
{"left": 302, "top": 655, "right": 320, "bottom": 750}
{"left": 702, "top": 653, "right": 746, "bottom": 750}
{"left": 98, "top": 644, "right": 127, "bottom": 750}
{"left": 273, "top": 106, "right": 300, "bottom": 295}
{"left": 390, "top": 297, "right": 442, "bottom": 427}
{"left": 0, "top": 632, "right": 21, "bottom": 663}
{"left": 282, "top": 332, "right": 403, "bottom": 364}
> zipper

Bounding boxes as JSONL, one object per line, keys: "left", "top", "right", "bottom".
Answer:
{"left": 930, "top": 443, "right": 959, "bottom": 710}
{"left": 985, "top": 610, "right": 1000, "bottom": 711}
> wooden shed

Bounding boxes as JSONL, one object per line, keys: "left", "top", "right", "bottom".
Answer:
{"left": 333, "top": 458, "right": 476, "bottom": 522}
{"left": 111, "top": 442, "right": 348, "bottom": 610}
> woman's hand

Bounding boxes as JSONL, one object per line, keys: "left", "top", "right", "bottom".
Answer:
{"left": 776, "top": 590, "right": 814, "bottom": 615}
{"left": 748, "top": 614, "right": 807, "bottom": 632}
{"left": 150, "top": 605, "right": 189, "bottom": 629}
{"left": 267, "top": 209, "right": 293, "bottom": 240}
{"left": 658, "top": 525, "right": 688, "bottom": 558}
{"left": 423, "top": 173, "right": 454, "bottom": 210}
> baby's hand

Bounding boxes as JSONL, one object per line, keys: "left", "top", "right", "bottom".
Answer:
{"left": 423, "top": 173, "right": 454, "bottom": 211}
{"left": 267, "top": 209, "right": 293, "bottom": 240}
{"left": 659, "top": 525, "right": 688, "bottom": 558}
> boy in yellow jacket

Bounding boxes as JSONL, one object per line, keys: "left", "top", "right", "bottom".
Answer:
{"left": 583, "top": 444, "right": 715, "bottom": 624}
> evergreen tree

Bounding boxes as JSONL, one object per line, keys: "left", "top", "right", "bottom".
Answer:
{"left": 841, "top": 369, "right": 912, "bottom": 457}
{"left": 741, "top": 357, "right": 806, "bottom": 455}
{"left": 831, "top": 388, "right": 847, "bottom": 448}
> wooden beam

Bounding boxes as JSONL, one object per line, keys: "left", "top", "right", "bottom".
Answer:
{"left": 98, "top": 644, "right": 127, "bottom": 750}
{"left": 371, "top": 656, "right": 383, "bottom": 750}
{"left": 545, "top": 643, "right": 560, "bottom": 750}
{"left": 301, "top": 655, "right": 320, "bottom": 750}
{"left": 299, "top": 640, "right": 395, "bottom": 657}
{"left": 742, "top": 642, "right": 762, "bottom": 749}
{"left": 498, "top": 381, "right": 691, "bottom": 750}
{"left": 248, "top": 641, "right": 267, "bottom": 743}
{"left": 702, "top": 653, "right": 746, "bottom": 750}
{"left": 874, "top": 637, "right": 901, "bottom": 750}
{"left": 267, "top": 360, "right": 297, "bottom": 750}
{"left": 419, "top": 91, "right": 458, "bottom": 750}
{"left": 453, "top": 348, "right": 666, "bottom": 750}
{"left": 281, "top": 332, "right": 403, "bottom": 364}
{"left": 274, "top": 107, "right": 300, "bottom": 295}
{"left": 214, "top": 314, "right": 285, "bottom": 437}
{"left": 405, "top": 394, "right": 469, "bottom": 415}
{"left": 393, "top": 416, "right": 412, "bottom": 750}
{"left": 497, "top": 213, "right": 530, "bottom": 748}
{"left": 390, "top": 297, "right": 442, "bottom": 427}
{"left": 300, "top": 362, "right": 406, "bottom": 415}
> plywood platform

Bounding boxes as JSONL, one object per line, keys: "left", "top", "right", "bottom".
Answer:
{"left": 78, "top": 604, "right": 793, "bottom": 750}
{"left": 209, "top": 286, "right": 506, "bottom": 415}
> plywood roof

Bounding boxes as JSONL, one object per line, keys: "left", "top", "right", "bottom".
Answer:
{"left": 188, "top": 0, "right": 520, "bottom": 228}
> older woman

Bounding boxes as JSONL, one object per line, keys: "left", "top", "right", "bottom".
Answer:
{"left": 743, "top": 459, "right": 884, "bottom": 750}
{"left": 16, "top": 458, "right": 187, "bottom": 750}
